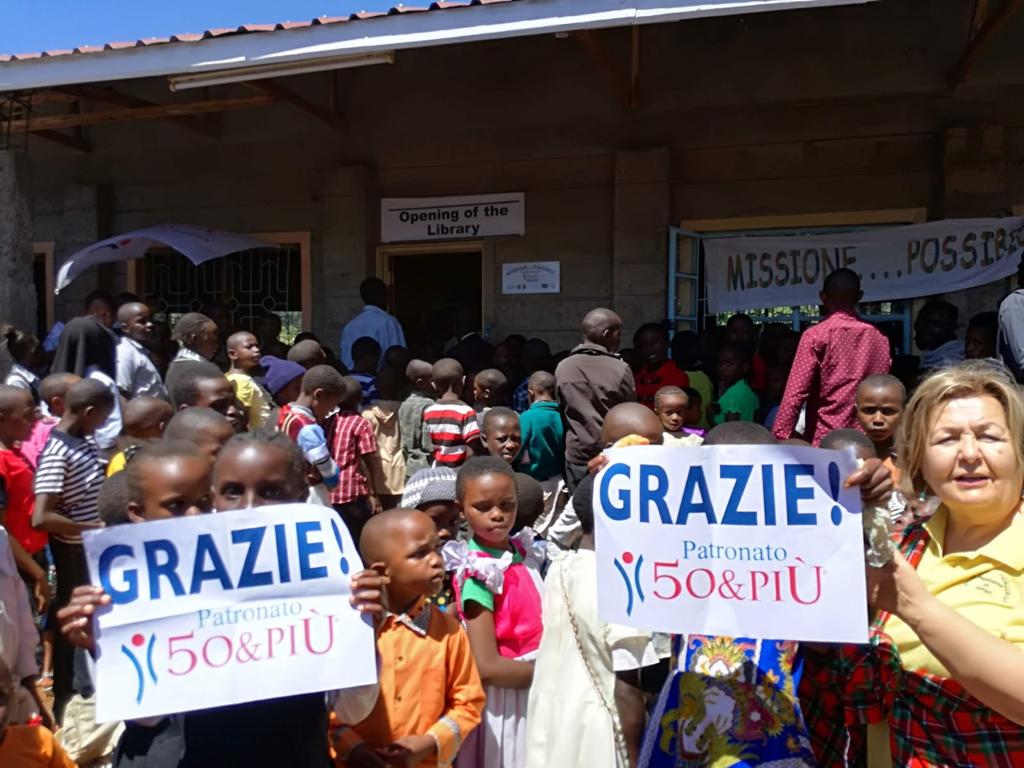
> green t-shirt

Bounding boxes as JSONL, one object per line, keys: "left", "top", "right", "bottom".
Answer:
{"left": 714, "top": 379, "right": 759, "bottom": 424}
{"left": 459, "top": 539, "right": 523, "bottom": 613}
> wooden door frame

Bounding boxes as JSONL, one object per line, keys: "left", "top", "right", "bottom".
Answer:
{"left": 32, "top": 241, "right": 56, "bottom": 330}
{"left": 375, "top": 240, "right": 490, "bottom": 326}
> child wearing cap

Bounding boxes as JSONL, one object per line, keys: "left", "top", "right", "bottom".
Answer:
{"left": 401, "top": 467, "right": 460, "bottom": 611}
{"left": 261, "top": 356, "right": 307, "bottom": 411}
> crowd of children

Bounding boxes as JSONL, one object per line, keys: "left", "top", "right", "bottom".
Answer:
{"left": 0, "top": 268, "right": 1001, "bottom": 767}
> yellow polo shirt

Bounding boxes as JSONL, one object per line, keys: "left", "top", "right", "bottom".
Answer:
{"left": 884, "top": 506, "right": 1024, "bottom": 675}
{"left": 869, "top": 506, "right": 1024, "bottom": 766}
{"left": 226, "top": 371, "right": 271, "bottom": 429}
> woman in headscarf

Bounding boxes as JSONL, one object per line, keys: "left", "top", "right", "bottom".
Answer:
{"left": 51, "top": 316, "right": 122, "bottom": 452}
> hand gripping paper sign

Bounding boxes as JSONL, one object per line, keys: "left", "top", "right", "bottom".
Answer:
{"left": 83, "top": 503, "right": 376, "bottom": 722}
{"left": 595, "top": 446, "right": 868, "bottom": 643}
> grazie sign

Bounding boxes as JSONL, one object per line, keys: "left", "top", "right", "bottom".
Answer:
{"left": 704, "top": 216, "right": 1024, "bottom": 312}
{"left": 594, "top": 446, "right": 868, "bottom": 643}
{"left": 84, "top": 504, "right": 375, "bottom": 721}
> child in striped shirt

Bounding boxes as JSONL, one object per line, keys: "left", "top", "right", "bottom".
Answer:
{"left": 31, "top": 378, "right": 113, "bottom": 722}
{"left": 423, "top": 359, "right": 483, "bottom": 469}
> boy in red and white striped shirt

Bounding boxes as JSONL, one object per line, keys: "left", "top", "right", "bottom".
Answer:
{"left": 422, "top": 358, "right": 483, "bottom": 469}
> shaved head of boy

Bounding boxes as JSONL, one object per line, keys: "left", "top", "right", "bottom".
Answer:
{"left": 527, "top": 371, "right": 556, "bottom": 403}
{"left": 601, "top": 402, "right": 665, "bottom": 447}
{"left": 288, "top": 339, "right": 327, "bottom": 369}
{"left": 0, "top": 385, "right": 37, "bottom": 444}
{"left": 473, "top": 369, "right": 509, "bottom": 408}
{"left": 703, "top": 421, "right": 776, "bottom": 446}
{"left": 122, "top": 396, "right": 174, "bottom": 440}
{"left": 39, "top": 373, "right": 81, "bottom": 418}
{"left": 482, "top": 407, "right": 521, "bottom": 464}
{"left": 405, "top": 360, "right": 434, "bottom": 393}
{"left": 856, "top": 374, "right": 906, "bottom": 458}
{"left": 431, "top": 358, "right": 465, "bottom": 396}
{"left": 65, "top": 379, "right": 115, "bottom": 432}
{"left": 821, "top": 428, "right": 876, "bottom": 463}
{"left": 359, "top": 509, "right": 445, "bottom": 609}
{"left": 581, "top": 308, "right": 623, "bottom": 353}
{"left": 164, "top": 406, "right": 235, "bottom": 464}
{"left": 226, "top": 331, "right": 262, "bottom": 372}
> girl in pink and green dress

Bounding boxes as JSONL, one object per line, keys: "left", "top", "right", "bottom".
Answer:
{"left": 444, "top": 457, "right": 544, "bottom": 768}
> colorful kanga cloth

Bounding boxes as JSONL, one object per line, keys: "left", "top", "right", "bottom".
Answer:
{"left": 640, "top": 634, "right": 815, "bottom": 768}
{"left": 799, "top": 524, "right": 1024, "bottom": 768}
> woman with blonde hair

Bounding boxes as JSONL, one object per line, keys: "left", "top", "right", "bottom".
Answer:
{"left": 803, "top": 361, "right": 1024, "bottom": 765}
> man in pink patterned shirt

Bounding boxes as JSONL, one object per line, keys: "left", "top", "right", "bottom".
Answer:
{"left": 773, "top": 269, "right": 891, "bottom": 446}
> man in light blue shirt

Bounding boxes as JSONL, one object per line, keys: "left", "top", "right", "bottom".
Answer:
{"left": 338, "top": 278, "right": 407, "bottom": 369}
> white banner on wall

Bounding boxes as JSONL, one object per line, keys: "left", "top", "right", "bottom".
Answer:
{"left": 594, "top": 445, "right": 867, "bottom": 643}
{"left": 84, "top": 504, "right": 375, "bottom": 722}
{"left": 381, "top": 193, "right": 525, "bottom": 243}
{"left": 703, "top": 217, "right": 1024, "bottom": 313}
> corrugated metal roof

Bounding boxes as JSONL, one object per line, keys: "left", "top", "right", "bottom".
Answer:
{"left": 0, "top": 1, "right": 512, "bottom": 62}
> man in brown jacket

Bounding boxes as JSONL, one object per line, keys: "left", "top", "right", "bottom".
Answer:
{"left": 555, "top": 308, "right": 636, "bottom": 491}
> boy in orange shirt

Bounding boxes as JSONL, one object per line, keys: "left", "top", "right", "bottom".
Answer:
{"left": 332, "top": 508, "right": 484, "bottom": 768}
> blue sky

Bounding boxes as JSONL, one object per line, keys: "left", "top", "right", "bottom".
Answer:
{"left": 2, "top": 1, "right": 396, "bottom": 55}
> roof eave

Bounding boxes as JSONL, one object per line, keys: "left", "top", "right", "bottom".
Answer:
{"left": 0, "top": 0, "right": 876, "bottom": 93}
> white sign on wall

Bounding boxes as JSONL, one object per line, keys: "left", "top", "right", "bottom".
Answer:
{"left": 595, "top": 445, "right": 868, "bottom": 643}
{"left": 381, "top": 193, "right": 525, "bottom": 243}
{"left": 502, "top": 261, "right": 560, "bottom": 294}
{"left": 84, "top": 504, "right": 375, "bottom": 721}
{"left": 703, "top": 216, "right": 1024, "bottom": 313}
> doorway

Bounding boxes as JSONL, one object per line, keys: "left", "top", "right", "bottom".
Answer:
{"left": 386, "top": 246, "right": 483, "bottom": 358}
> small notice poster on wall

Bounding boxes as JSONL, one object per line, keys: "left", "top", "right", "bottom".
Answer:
{"left": 502, "top": 261, "right": 560, "bottom": 294}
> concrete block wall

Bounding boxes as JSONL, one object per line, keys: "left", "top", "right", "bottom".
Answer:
{"left": 316, "top": 165, "right": 368, "bottom": 348}
{"left": 0, "top": 151, "right": 35, "bottom": 331}
{"left": 613, "top": 148, "right": 670, "bottom": 345}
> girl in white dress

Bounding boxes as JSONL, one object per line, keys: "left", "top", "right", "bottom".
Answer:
{"left": 445, "top": 457, "right": 544, "bottom": 768}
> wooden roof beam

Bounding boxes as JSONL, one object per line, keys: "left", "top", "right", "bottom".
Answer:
{"left": 572, "top": 29, "right": 636, "bottom": 109}
{"left": 54, "top": 84, "right": 220, "bottom": 137}
{"left": 9, "top": 94, "right": 272, "bottom": 132}
{"left": 949, "top": 0, "right": 1024, "bottom": 88}
{"left": 244, "top": 79, "right": 346, "bottom": 133}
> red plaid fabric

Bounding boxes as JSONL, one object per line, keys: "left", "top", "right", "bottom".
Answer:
{"left": 328, "top": 410, "right": 377, "bottom": 505}
{"left": 800, "top": 526, "right": 1024, "bottom": 767}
